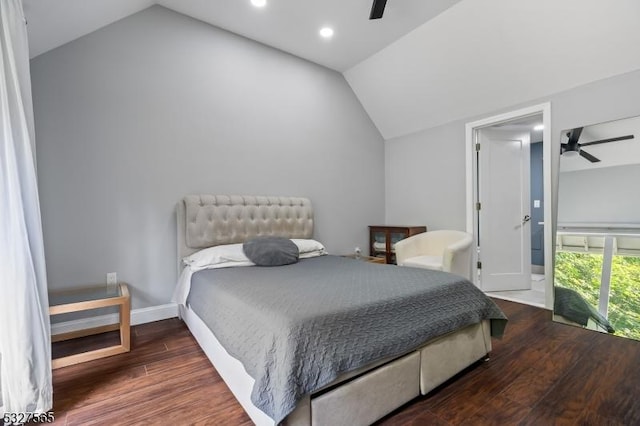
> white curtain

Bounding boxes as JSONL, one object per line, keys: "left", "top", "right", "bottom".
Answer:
{"left": 0, "top": 0, "right": 52, "bottom": 415}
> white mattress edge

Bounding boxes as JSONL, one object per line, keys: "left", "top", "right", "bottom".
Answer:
{"left": 180, "top": 304, "right": 276, "bottom": 426}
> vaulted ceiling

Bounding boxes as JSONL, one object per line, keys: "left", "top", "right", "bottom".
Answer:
{"left": 345, "top": 0, "right": 640, "bottom": 139}
{"left": 23, "top": 0, "right": 640, "bottom": 140}
{"left": 23, "top": 0, "right": 462, "bottom": 71}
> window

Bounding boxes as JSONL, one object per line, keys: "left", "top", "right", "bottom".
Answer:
{"left": 555, "top": 232, "right": 640, "bottom": 340}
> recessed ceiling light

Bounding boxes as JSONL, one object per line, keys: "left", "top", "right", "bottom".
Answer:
{"left": 534, "top": 124, "right": 544, "bottom": 131}
{"left": 319, "top": 27, "right": 334, "bottom": 39}
{"left": 251, "top": 0, "right": 266, "bottom": 8}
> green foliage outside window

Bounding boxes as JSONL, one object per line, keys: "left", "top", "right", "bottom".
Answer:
{"left": 555, "top": 251, "right": 640, "bottom": 341}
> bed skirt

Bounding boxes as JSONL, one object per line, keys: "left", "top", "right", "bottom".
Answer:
{"left": 180, "top": 304, "right": 491, "bottom": 426}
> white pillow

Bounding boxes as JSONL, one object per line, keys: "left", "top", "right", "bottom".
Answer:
{"left": 175, "top": 244, "right": 253, "bottom": 305}
{"left": 183, "top": 243, "right": 253, "bottom": 269}
{"left": 290, "top": 239, "right": 328, "bottom": 258}
{"left": 183, "top": 239, "right": 327, "bottom": 270}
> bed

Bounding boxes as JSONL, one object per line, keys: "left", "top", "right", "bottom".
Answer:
{"left": 174, "top": 195, "right": 507, "bottom": 425}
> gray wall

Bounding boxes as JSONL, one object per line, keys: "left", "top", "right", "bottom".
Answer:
{"left": 385, "top": 123, "right": 467, "bottom": 229}
{"left": 385, "top": 69, "right": 640, "bottom": 236}
{"left": 31, "top": 6, "right": 385, "bottom": 308}
{"left": 558, "top": 164, "right": 640, "bottom": 224}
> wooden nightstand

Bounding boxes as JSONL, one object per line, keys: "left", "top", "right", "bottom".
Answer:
{"left": 369, "top": 225, "right": 427, "bottom": 264}
{"left": 49, "top": 283, "right": 131, "bottom": 369}
{"left": 342, "top": 254, "right": 387, "bottom": 264}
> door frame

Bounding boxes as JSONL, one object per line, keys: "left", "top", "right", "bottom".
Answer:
{"left": 465, "top": 102, "right": 553, "bottom": 309}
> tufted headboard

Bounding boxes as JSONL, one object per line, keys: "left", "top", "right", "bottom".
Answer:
{"left": 177, "top": 195, "right": 314, "bottom": 268}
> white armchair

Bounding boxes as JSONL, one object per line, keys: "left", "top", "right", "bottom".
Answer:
{"left": 394, "top": 230, "right": 474, "bottom": 280}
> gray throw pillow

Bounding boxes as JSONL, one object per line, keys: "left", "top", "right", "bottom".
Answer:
{"left": 243, "top": 236, "right": 300, "bottom": 266}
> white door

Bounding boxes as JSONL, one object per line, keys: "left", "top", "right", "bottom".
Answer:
{"left": 477, "top": 128, "right": 531, "bottom": 291}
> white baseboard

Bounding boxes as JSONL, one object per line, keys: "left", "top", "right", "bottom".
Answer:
{"left": 131, "top": 303, "right": 179, "bottom": 325}
{"left": 51, "top": 303, "right": 179, "bottom": 336}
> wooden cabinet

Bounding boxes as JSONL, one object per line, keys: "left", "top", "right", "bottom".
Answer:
{"left": 369, "top": 225, "right": 427, "bottom": 264}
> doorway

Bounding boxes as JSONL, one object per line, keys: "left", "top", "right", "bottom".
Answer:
{"left": 465, "top": 103, "right": 553, "bottom": 309}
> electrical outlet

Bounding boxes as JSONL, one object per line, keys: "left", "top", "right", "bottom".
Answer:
{"left": 106, "top": 272, "right": 117, "bottom": 286}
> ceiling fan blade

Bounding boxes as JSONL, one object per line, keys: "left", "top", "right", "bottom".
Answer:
{"left": 567, "top": 127, "right": 583, "bottom": 146}
{"left": 579, "top": 150, "right": 600, "bottom": 163}
{"left": 580, "top": 134, "right": 634, "bottom": 146}
{"left": 369, "top": 0, "right": 388, "bottom": 19}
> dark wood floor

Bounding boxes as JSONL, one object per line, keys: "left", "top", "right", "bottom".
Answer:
{"left": 45, "top": 299, "right": 640, "bottom": 425}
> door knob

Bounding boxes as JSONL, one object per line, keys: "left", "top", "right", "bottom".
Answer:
{"left": 522, "top": 215, "right": 531, "bottom": 225}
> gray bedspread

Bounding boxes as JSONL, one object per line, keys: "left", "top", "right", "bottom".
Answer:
{"left": 187, "top": 255, "right": 507, "bottom": 423}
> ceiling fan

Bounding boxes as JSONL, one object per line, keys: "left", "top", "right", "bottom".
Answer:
{"left": 561, "top": 127, "right": 634, "bottom": 163}
{"left": 369, "top": 0, "right": 388, "bottom": 19}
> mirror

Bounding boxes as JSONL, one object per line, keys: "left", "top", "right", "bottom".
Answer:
{"left": 553, "top": 115, "right": 640, "bottom": 340}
